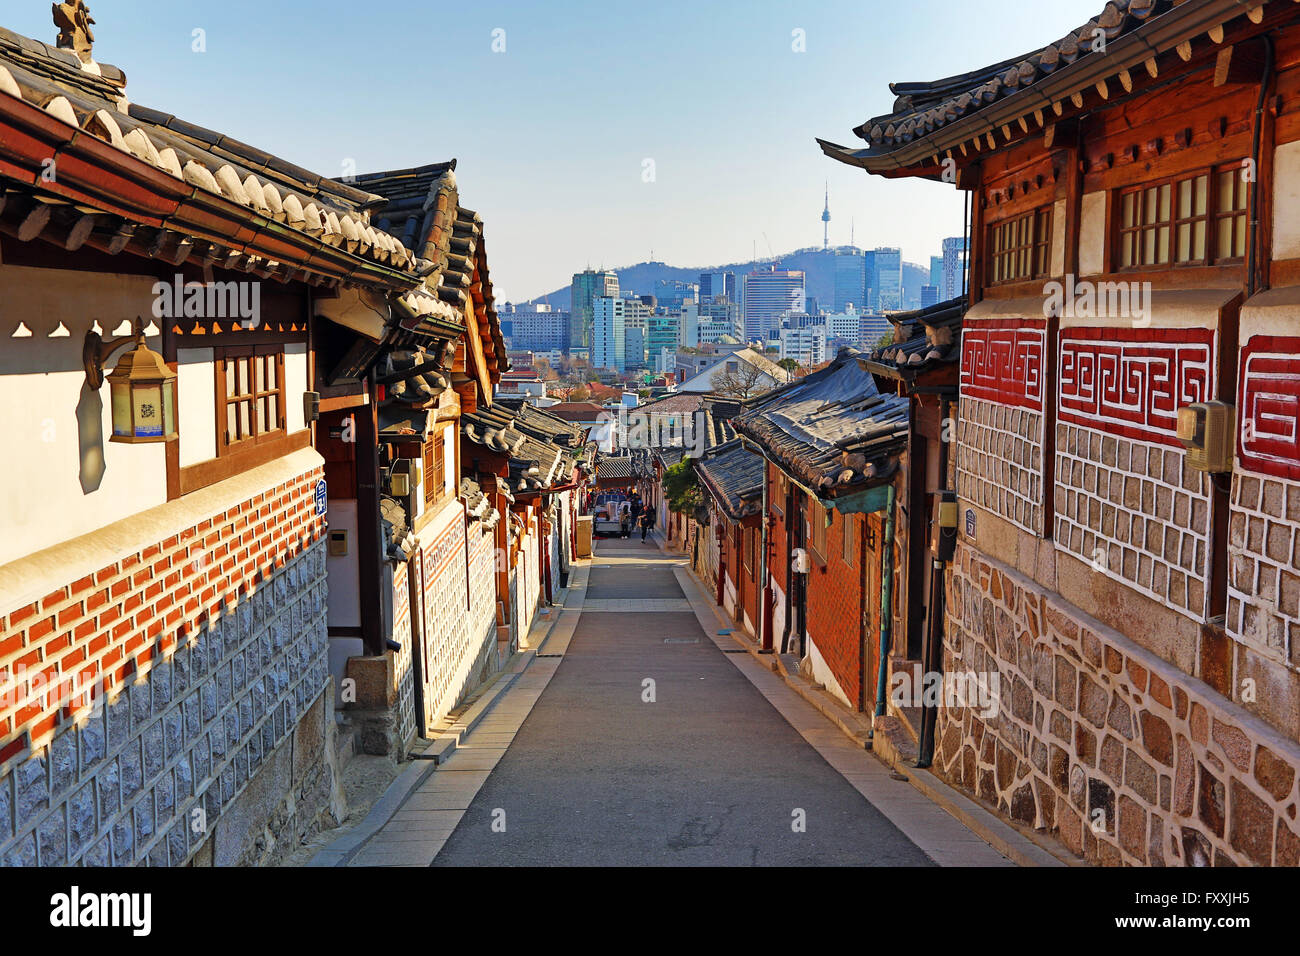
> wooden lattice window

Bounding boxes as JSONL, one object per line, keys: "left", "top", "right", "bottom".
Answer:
{"left": 423, "top": 426, "right": 447, "bottom": 510}
{"left": 841, "top": 513, "right": 856, "bottom": 564}
{"left": 808, "top": 500, "right": 828, "bottom": 563}
{"left": 1118, "top": 163, "right": 1248, "bottom": 269}
{"left": 215, "top": 346, "right": 285, "bottom": 454}
{"left": 987, "top": 206, "right": 1051, "bottom": 284}
{"left": 1214, "top": 164, "right": 1250, "bottom": 261}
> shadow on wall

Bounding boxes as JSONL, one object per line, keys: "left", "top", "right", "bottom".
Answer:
{"left": 77, "top": 382, "right": 106, "bottom": 494}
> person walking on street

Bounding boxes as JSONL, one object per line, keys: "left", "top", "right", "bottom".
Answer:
{"left": 640, "top": 506, "right": 656, "bottom": 542}
{"left": 618, "top": 499, "right": 631, "bottom": 538}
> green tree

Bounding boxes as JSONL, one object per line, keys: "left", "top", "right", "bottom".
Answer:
{"left": 662, "top": 459, "right": 702, "bottom": 514}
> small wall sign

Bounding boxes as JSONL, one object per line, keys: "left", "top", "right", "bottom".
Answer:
{"left": 315, "top": 479, "right": 328, "bottom": 516}
{"left": 965, "top": 507, "right": 976, "bottom": 540}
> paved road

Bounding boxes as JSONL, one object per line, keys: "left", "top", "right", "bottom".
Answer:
{"left": 429, "top": 542, "right": 934, "bottom": 866}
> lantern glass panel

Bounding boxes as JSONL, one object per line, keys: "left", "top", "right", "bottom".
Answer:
{"left": 110, "top": 381, "right": 132, "bottom": 438}
{"left": 132, "top": 384, "right": 163, "bottom": 438}
{"left": 163, "top": 379, "right": 176, "bottom": 437}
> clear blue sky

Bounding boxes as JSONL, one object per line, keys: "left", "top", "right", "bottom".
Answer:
{"left": 9, "top": 0, "right": 1104, "bottom": 301}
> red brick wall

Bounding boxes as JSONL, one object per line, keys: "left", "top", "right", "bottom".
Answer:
{"left": 807, "top": 509, "right": 865, "bottom": 708}
{"left": 0, "top": 465, "right": 325, "bottom": 768}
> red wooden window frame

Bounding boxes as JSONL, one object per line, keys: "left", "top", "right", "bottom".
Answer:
{"left": 214, "top": 345, "right": 286, "bottom": 455}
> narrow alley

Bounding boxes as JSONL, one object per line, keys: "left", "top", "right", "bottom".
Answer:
{"left": 337, "top": 537, "right": 1020, "bottom": 867}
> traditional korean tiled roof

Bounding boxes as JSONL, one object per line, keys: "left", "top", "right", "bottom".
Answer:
{"left": 460, "top": 477, "right": 499, "bottom": 528}
{"left": 462, "top": 404, "right": 566, "bottom": 493}
{"left": 818, "top": 0, "right": 1261, "bottom": 173}
{"left": 636, "top": 392, "right": 708, "bottom": 417}
{"left": 0, "top": 25, "right": 426, "bottom": 286}
{"left": 732, "top": 349, "right": 910, "bottom": 496}
{"left": 547, "top": 402, "right": 608, "bottom": 422}
{"left": 861, "top": 297, "right": 964, "bottom": 379}
{"left": 377, "top": 406, "right": 432, "bottom": 440}
{"left": 497, "top": 399, "right": 590, "bottom": 454}
{"left": 347, "top": 163, "right": 507, "bottom": 369}
{"left": 653, "top": 446, "right": 686, "bottom": 470}
{"left": 596, "top": 457, "right": 633, "bottom": 481}
{"left": 380, "top": 496, "right": 417, "bottom": 561}
{"left": 696, "top": 441, "right": 765, "bottom": 521}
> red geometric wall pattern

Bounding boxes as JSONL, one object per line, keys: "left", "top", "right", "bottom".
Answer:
{"left": 960, "top": 318, "right": 1046, "bottom": 410}
{"left": 1238, "top": 335, "right": 1300, "bottom": 480}
{"left": 1058, "top": 327, "right": 1216, "bottom": 446}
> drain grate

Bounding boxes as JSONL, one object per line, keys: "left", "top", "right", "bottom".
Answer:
{"left": 663, "top": 638, "right": 699, "bottom": 644}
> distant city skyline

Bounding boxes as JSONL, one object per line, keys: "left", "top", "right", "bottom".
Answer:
{"left": 2, "top": 0, "right": 1103, "bottom": 301}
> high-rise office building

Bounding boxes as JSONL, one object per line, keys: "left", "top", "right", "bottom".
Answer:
{"left": 872, "top": 247, "right": 902, "bottom": 312}
{"left": 624, "top": 326, "right": 646, "bottom": 372}
{"left": 781, "top": 325, "right": 827, "bottom": 367}
{"left": 941, "top": 236, "right": 969, "bottom": 301}
{"left": 698, "top": 271, "right": 737, "bottom": 305}
{"left": 592, "top": 295, "right": 626, "bottom": 371}
{"left": 498, "top": 303, "right": 570, "bottom": 353}
{"left": 861, "top": 249, "right": 877, "bottom": 311}
{"left": 920, "top": 285, "right": 940, "bottom": 308}
{"left": 833, "top": 250, "right": 866, "bottom": 312}
{"left": 930, "top": 256, "right": 944, "bottom": 290}
{"left": 654, "top": 279, "right": 696, "bottom": 311}
{"left": 571, "top": 269, "right": 619, "bottom": 350}
{"left": 647, "top": 312, "right": 680, "bottom": 366}
{"left": 742, "top": 266, "right": 805, "bottom": 344}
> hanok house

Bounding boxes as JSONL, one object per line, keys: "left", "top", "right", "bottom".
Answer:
{"left": 731, "top": 350, "right": 910, "bottom": 712}
{"left": 821, "top": 0, "right": 1300, "bottom": 864}
{"left": 693, "top": 441, "right": 765, "bottom": 623}
{"left": 632, "top": 395, "right": 739, "bottom": 553}
{"left": 0, "top": 10, "right": 440, "bottom": 865}
{"left": 858, "top": 298, "right": 964, "bottom": 759}
{"left": 312, "top": 160, "right": 520, "bottom": 753}
{"left": 461, "top": 397, "right": 589, "bottom": 656}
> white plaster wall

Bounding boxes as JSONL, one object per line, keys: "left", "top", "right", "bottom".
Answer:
{"left": 0, "top": 266, "right": 167, "bottom": 568}
{"left": 1078, "top": 191, "right": 1107, "bottom": 276}
{"left": 325, "top": 498, "right": 360, "bottom": 628}
{"left": 285, "top": 342, "right": 307, "bottom": 434}
{"left": 1050, "top": 198, "right": 1067, "bottom": 276}
{"left": 806, "top": 637, "right": 853, "bottom": 709}
{"left": 1273, "top": 140, "right": 1300, "bottom": 261}
{"left": 177, "top": 347, "right": 216, "bottom": 467}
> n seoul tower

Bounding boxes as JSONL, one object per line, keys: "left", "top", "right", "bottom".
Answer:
{"left": 822, "top": 181, "right": 831, "bottom": 250}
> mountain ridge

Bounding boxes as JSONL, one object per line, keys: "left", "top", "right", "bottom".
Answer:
{"left": 521, "top": 247, "right": 935, "bottom": 313}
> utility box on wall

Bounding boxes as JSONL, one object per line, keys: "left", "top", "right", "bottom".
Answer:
{"left": 1177, "top": 401, "right": 1234, "bottom": 473}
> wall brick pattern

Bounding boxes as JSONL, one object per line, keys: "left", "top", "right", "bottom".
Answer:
{"left": 957, "top": 396, "right": 1044, "bottom": 535}
{"left": 0, "top": 535, "right": 331, "bottom": 866}
{"left": 1228, "top": 469, "right": 1300, "bottom": 671}
{"left": 1054, "top": 423, "right": 1211, "bottom": 619}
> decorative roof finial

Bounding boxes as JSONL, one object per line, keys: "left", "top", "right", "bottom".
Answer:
{"left": 53, "top": 0, "right": 96, "bottom": 64}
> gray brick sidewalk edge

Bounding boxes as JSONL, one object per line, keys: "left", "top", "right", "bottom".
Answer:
{"left": 306, "top": 573, "right": 583, "bottom": 867}
{"left": 661, "top": 539, "right": 1076, "bottom": 868}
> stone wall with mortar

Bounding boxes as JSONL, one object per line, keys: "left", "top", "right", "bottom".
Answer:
{"left": 0, "top": 539, "right": 338, "bottom": 866}
{"left": 957, "top": 396, "right": 1045, "bottom": 536}
{"left": 1055, "top": 424, "right": 1212, "bottom": 620}
{"left": 415, "top": 501, "right": 500, "bottom": 732}
{"left": 936, "top": 539, "right": 1300, "bottom": 866}
{"left": 1227, "top": 314, "right": 1300, "bottom": 740}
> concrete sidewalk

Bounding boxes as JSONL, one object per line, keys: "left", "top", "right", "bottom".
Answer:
{"left": 319, "top": 536, "right": 1062, "bottom": 866}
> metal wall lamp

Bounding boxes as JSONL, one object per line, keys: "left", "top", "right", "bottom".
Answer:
{"left": 83, "top": 317, "right": 178, "bottom": 443}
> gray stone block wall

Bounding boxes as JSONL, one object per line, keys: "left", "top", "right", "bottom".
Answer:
{"left": 957, "top": 396, "right": 1044, "bottom": 535}
{"left": 1054, "top": 422, "right": 1210, "bottom": 618}
{"left": 0, "top": 539, "right": 334, "bottom": 866}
